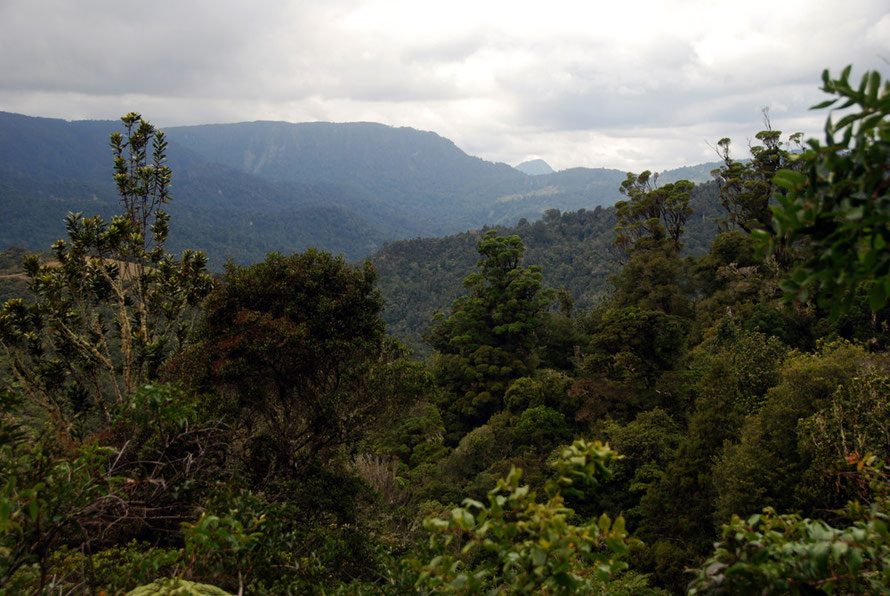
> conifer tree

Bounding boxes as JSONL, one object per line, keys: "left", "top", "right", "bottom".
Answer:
{"left": 426, "top": 231, "right": 554, "bottom": 440}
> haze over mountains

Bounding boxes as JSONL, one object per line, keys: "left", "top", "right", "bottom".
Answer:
{"left": 0, "top": 111, "right": 717, "bottom": 266}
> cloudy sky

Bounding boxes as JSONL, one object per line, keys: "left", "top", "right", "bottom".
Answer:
{"left": 1, "top": 0, "right": 888, "bottom": 172}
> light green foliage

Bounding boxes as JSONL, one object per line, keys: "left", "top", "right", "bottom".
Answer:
{"left": 0, "top": 114, "right": 213, "bottom": 435}
{"left": 768, "top": 68, "right": 890, "bottom": 315}
{"left": 687, "top": 231, "right": 783, "bottom": 336}
{"left": 503, "top": 369, "right": 578, "bottom": 417}
{"left": 127, "top": 578, "right": 233, "bottom": 596}
{"left": 700, "top": 319, "right": 789, "bottom": 413}
{"left": 426, "top": 231, "right": 555, "bottom": 438}
{"left": 409, "top": 440, "right": 635, "bottom": 594}
{"left": 798, "top": 373, "right": 890, "bottom": 507}
{"left": 0, "top": 383, "right": 222, "bottom": 594}
{"left": 691, "top": 456, "right": 890, "bottom": 595}
{"left": 173, "top": 478, "right": 380, "bottom": 594}
{"left": 443, "top": 414, "right": 514, "bottom": 482}
{"left": 179, "top": 505, "right": 264, "bottom": 589}
{"left": 0, "top": 426, "right": 121, "bottom": 591}
{"left": 44, "top": 541, "right": 180, "bottom": 595}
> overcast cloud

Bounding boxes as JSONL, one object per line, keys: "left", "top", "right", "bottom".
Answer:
{"left": 1, "top": 0, "right": 888, "bottom": 171}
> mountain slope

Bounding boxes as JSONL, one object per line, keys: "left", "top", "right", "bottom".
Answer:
{"left": 372, "top": 181, "right": 722, "bottom": 347}
{"left": 1, "top": 111, "right": 718, "bottom": 268}
{"left": 167, "top": 121, "right": 629, "bottom": 235}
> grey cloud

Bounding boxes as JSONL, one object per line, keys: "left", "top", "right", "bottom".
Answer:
{"left": 0, "top": 0, "right": 289, "bottom": 96}
{"left": 0, "top": 0, "right": 887, "bottom": 172}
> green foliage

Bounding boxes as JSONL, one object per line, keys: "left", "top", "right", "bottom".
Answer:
{"left": 626, "top": 324, "right": 787, "bottom": 590}
{"left": 407, "top": 440, "right": 636, "bottom": 594}
{"left": 584, "top": 306, "right": 689, "bottom": 388}
{"left": 0, "top": 431, "right": 122, "bottom": 592}
{"left": 691, "top": 457, "right": 890, "bottom": 595}
{"left": 610, "top": 239, "right": 691, "bottom": 316}
{"left": 503, "top": 370, "right": 578, "bottom": 417}
{"left": 427, "top": 231, "right": 555, "bottom": 438}
{"left": 688, "top": 66, "right": 890, "bottom": 596}
{"left": 687, "top": 232, "right": 766, "bottom": 315}
{"left": 595, "top": 409, "right": 682, "bottom": 524}
{"left": 44, "top": 541, "right": 180, "bottom": 595}
{"left": 443, "top": 414, "right": 515, "bottom": 484}
{"left": 0, "top": 114, "right": 213, "bottom": 437}
{"left": 374, "top": 185, "right": 721, "bottom": 348}
{"left": 0, "top": 382, "right": 224, "bottom": 594}
{"left": 175, "top": 479, "right": 382, "bottom": 594}
{"left": 701, "top": 320, "right": 789, "bottom": 413}
{"left": 768, "top": 67, "right": 890, "bottom": 316}
{"left": 513, "top": 406, "right": 571, "bottom": 449}
{"left": 712, "top": 341, "right": 877, "bottom": 523}
{"left": 614, "top": 170, "right": 694, "bottom": 253}
{"left": 714, "top": 110, "right": 802, "bottom": 234}
{"left": 797, "top": 373, "right": 890, "bottom": 508}
{"left": 373, "top": 402, "right": 448, "bottom": 468}
{"left": 187, "top": 249, "right": 387, "bottom": 480}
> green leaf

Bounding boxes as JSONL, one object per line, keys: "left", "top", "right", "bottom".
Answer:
{"left": 598, "top": 513, "right": 612, "bottom": 533}
{"left": 811, "top": 98, "right": 839, "bottom": 110}
{"left": 773, "top": 169, "right": 807, "bottom": 190}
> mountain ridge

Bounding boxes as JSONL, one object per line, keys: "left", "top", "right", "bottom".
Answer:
{"left": 0, "top": 110, "right": 718, "bottom": 267}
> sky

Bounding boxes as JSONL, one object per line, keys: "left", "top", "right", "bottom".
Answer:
{"left": 1, "top": 0, "right": 888, "bottom": 172}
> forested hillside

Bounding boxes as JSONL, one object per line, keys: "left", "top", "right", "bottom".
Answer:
{"left": 2, "top": 68, "right": 889, "bottom": 595}
{"left": 373, "top": 181, "right": 721, "bottom": 346}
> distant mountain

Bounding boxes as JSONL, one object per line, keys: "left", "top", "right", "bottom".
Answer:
{"left": 164, "top": 121, "right": 635, "bottom": 234}
{"left": 0, "top": 113, "right": 394, "bottom": 265}
{"left": 0, "top": 111, "right": 717, "bottom": 268}
{"left": 514, "top": 159, "right": 554, "bottom": 175}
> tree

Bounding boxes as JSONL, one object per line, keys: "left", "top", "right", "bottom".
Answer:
{"left": 691, "top": 68, "right": 890, "bottom": 594}
{"left": 614, "top": 170, "right": 694, "bottom": 254}
{"left": 768, "top": 67, "right": 890, "bottom": 316}
{"left": 425, "top": 231, "right": 555, "bottom": 439}
{"left": 0, "top": 113, "right": 213, "bottom": 436}
{"left": 187, "top": 250, "right": 391, "bottom": 481}
{"left": 713, "top": 110, "right": 802, "bottom": 234}
{"left": 583, "top": 306, "right": 689, "bottom": 389}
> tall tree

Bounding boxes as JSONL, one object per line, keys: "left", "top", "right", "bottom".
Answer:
{"left": 187, "top": 250, "right": 394, "bottom": 481}
{"left": 613, "top": 170, "right": 694, "bottom": 254}
{"left": 713, "top": 110, "right": 802, "bottom": 234}
{"left": 425, "top": 231, "right": 554, "bottom": 440}
{"left": 0, "top": 113, "right": 213, "bottom": 434}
